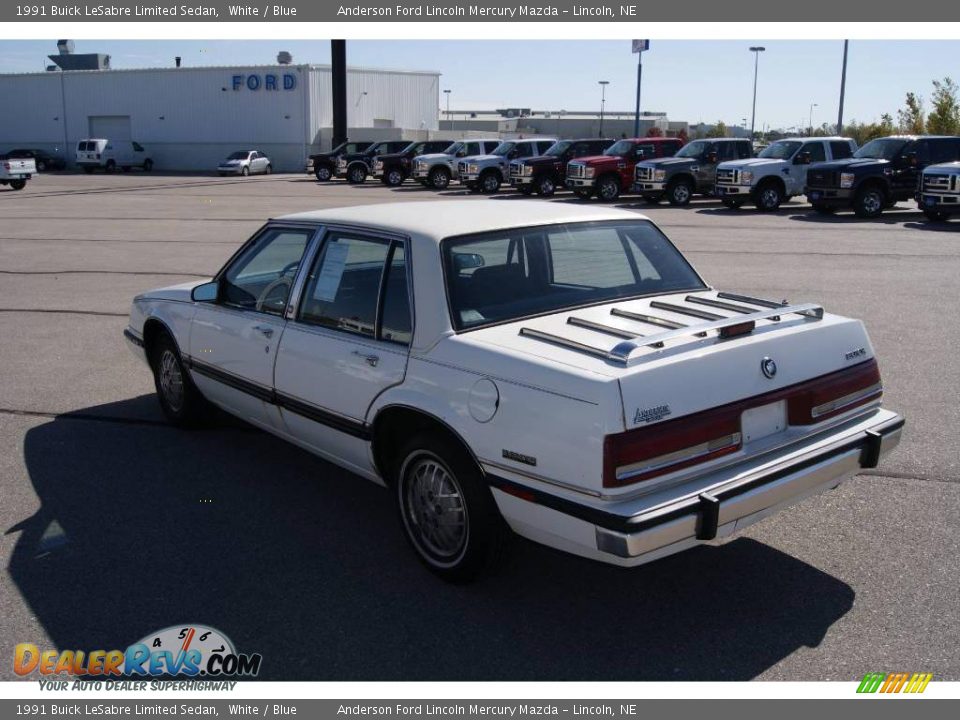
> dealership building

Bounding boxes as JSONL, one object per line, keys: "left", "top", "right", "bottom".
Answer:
{"left": 0, "top": 57, "right": 441, "bottom": 171}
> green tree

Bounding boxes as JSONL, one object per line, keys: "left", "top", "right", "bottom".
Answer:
{"left": 705, "top": 120, "right": 728, "bottom": 138}
{"left": 897, "top": 92, "right": 925, "bottom": 134}
{"left": 927, "top": 77, "right": 960, "bottom": 135}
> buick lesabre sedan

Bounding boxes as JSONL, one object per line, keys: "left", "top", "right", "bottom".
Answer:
{"left": 125, "top": 201, "right": 903, "bottom": 582}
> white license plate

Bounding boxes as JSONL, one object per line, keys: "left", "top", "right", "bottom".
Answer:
{"left": 741, "top": 401, "right": 787, "bottom": 444}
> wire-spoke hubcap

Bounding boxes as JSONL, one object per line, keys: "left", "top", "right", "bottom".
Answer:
{"left": 403, "top": 456, "right": 468, "bottom": 563}
{"left": 158, "top": 349, "right": 184, "bottom": 412}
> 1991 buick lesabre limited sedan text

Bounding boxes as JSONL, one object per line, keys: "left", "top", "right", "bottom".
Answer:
{"left": 124, "top": 201, "right": 903, "bottom": 581}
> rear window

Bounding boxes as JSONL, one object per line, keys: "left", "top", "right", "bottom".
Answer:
{"left": 443, "top": 221, "right": 705, "bottom": 331}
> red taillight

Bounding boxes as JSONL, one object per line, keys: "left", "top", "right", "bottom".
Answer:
{"left": 603, "top": 359, "right": 882, "bottom": 489}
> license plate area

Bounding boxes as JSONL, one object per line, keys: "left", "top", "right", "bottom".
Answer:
{"left": 741, "top": 401, "right": 787, "bottom": 444}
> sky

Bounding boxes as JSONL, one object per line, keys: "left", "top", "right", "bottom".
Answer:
{"left": 1, "top": 39, "right": 956, "bottom": 131}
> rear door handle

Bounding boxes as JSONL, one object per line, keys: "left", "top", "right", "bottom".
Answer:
{"left": 253, "top": 325, "right": 274, "bottom": 338}
{"left": 352, "top": 350, "right": 379, "bottom": 367}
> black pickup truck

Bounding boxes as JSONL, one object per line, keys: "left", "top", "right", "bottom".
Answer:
{"left": 372, "top": 140, "right": 452, "bottom": 186}
{"left": 508, "top": 138, "right": 613, "bottom": 196}
{"left": 337, "top": 141, "right": 411, "bottom": 184}
{"left": 306, "top": 141, "right": 372, "bottom": 182}
{"left": 804, "top": 135, "right": 960, "bottom": 218}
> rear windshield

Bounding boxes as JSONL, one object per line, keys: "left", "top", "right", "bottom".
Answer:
{"left": 443, "top": 220, "right": 705, "bottom": 331}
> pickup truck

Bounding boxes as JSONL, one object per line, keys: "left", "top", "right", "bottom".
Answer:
{"left": 337, "top": 141, "right": 411, "bottom": 184}
{"left": 0, "top": 157, "right": 35, "bottom": 190}
{"left": 634, "top": 138, "right": 754, "bottom": 205}
{"left": 916, "top": 161, "right": 960, "bottom": 221}
{"left": 566, "top": 137, "right": 684, "bottom": 201}
{"left": 805, "top": 135, "right": 960, "bottom": 218}
{"left": 413, "top": 139, "right": 502, "bottom": 190}
{"left": 373, "top": 141, "right": 453, "bottom": 186}
{"left": 509, "top": 138, "right": 613, "bottom": 196}
{"left": 124, "top": 200, "right": 903, "bottom": 582}
{"left": 306, "top": 141, "right": 372, "bottom": 182}
{"left": 458, "top": 138, "right": 557, "bottom": 194}
{"left": 715, "top": 137, "right": 857, "bottom": 211}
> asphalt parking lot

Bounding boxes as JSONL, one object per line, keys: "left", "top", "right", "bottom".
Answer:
{"left": 1, "top": 172, "right": 957, "bottom": 682}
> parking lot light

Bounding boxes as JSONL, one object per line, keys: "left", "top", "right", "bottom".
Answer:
{"left": 749, "top": 46, "right": 765, "bottom": 141}
{"left": 598, "top": 80, "right": 610, "bottom": 137}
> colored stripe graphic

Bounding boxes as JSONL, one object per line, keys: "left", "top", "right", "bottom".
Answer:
{"left": 857, "top": 672, "right": 932, "bottom": 694}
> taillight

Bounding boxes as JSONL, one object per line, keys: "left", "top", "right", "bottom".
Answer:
{"left": 603, "top": 359, "right": 882, "bottom": 489}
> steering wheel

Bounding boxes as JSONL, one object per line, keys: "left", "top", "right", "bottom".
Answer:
{"left": 255, "top": 261, "right": 300, "bottom": 313}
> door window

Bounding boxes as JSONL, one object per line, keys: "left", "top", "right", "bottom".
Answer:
{"left": 717, "top": 142, "right": 736, "bottom": 161}
{"left": 220, "top": 227, "right": 313, "bottom": 316}
{"left": 829, "top": 141, "right": 853, "bottom": 159}
{"left": 800, "top": 143, "right": 826, "bottom": 162}
{"left": 380, "top": 245, "right": 412, "bottom": 345}
{"left": 132, "top": 142, "right": 144, "bottom": 152}
{"left": 737, "top": 142, "right": 752, "bottom": 159}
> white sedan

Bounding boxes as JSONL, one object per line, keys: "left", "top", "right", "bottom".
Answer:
{"left": 125, "top": 201, "right": 903, "bottom": 582}
{"left": 217, "top": 150, "right": 272, "bottom": 176}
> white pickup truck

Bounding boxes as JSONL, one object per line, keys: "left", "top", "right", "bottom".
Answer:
{"left": 124, "top": 201, "right": 903, "bottom": 582}
{"left": 0, "top": 157, "right": 36, "bottom": 191}
{"left": 715, "top": 137, "right": 857, "bottom": 211}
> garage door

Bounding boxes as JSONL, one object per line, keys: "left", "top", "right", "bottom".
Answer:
{"left": 88, "top": 115, "right": 132, "bottom": 142}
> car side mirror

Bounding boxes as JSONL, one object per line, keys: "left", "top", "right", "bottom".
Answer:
{"left": 904, "top": 152, "right": 918, "bottom": 166}
{"left": 453, "top": 253, "right": 485, "bottom": 272}
{"left": 191, "top": 281, "right": 219, "bottom": 303}
{"left": 794, "top": 152, "right": 812, "bottom": 165}
{"left": 457, "top": 150, "right": 467, "bottom": 157}
{"left": 706, "top": 152, "right": 719, "bottom": 164}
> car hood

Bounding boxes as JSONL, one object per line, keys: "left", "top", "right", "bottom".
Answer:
{"left": 638, "top": 157, "right": 697, "bottom": 169}
{"left": 718, "top": 158, "right": 787, "bottom": 170}
{"left": 415, "top": 153, "right": 453, "bottom": 163}
{"left": 376, "top": 151, "right": 411, "bottom": 161}
{"left": 135, "top": 280, "right": 208, "bottom": 303}
{"left": 808, "top": 158, "right": 891, "bottom": 172}
{"left": 462, "top": 154, "right": 506, "bottom": 165}
{"left": 570, "top": 154, "right": 622, "bottom": 166}
{"left": 520, "top": 155, "right": 562, "bottom": 166}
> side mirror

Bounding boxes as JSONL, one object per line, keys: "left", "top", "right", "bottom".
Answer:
{"left": 191, "top": 281, "right": 218, "bottom": 303}
{"left": 456, "top": 150, "right": 467, "bottom": 157}
{"left": 706, "top": 152, "right": 719, "bottom": 164}
{"left": 794, "top": 151, "right": 812, "bottom": 165}
{"left": 453, "top": 253, "right": 485, "bottom": 272}
{"left": 905, "top": 152, "right": 918, "bottom": 166}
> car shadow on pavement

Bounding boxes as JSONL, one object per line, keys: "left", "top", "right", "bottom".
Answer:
{"left": 787, "top": 209, "right": 925, "bottom": 225}
{"left": 8, "top": 397, "right": 854, "bottom": 681}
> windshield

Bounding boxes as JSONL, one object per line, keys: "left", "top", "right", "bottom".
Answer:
{"left": 442, "top": 142, "right": 463, "bottom": 155}
{"left": 227, "top": 152, "right": 249, "bottom": 160}
{"left": 491, "top": 142, "right": 516, "bottom": 157}
{"left": 759, "top": 141, "right": 802, "bottom": 160}
{"left": 603, "top": 140, "right": 635, "bottom": 156}
{"left": 675, "top": 141, "right": 711, "bottom": 159}
{"left": 443, "top": 221, "right": 705, "bottom": 331}
{"left": 855, "top": 138, "right": 910, "bottom": 160}
{"left": 544, "top": 141, "right": 572, "bottom": 157}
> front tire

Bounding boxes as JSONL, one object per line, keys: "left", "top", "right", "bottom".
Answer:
{"left": 10, "top": 179, "right": 26, "bottom": 191}
{"left": 315, "top": 165, "right": 332, "bottom": 182}
{"left": 667, "top": 178, "right": 694, "bottom": 206}
{"left": 536, "top": 175, "right": 557, "bottom": 197}
{"left": 347, "top": 165, "right": 367, "bottom": 184}
{"left": 240, "top": 166, "right": 249, "bottom": 177}
{"left": 479, "top": 170, "right": 501, "bottom": 194}
{"left": 396, "top": 432, "right": 506, "bottom": 583}
{"left": 429, "top": 166, "right": 450, "bottom": 190}
{"left": 150, "top": 333, "right": 205, "bottom": 427}
{"left": 385, "top": 168, "right": 405, "bottom": 187}
{"left": 596, "top": 175, "right": 620, "bottom": 202}
{"left": 754, "top": 181, "right": 784, "bottom": 212}
{"left": 854, "top": 185, "right": 885, "bottom": 219}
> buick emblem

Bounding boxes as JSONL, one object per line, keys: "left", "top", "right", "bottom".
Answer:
{"left": 761, "top": 357, "right": 778, "bottom": 379}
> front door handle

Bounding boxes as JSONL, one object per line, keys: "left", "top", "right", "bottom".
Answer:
{"left": 253, "top": 325, "right": 274, "bottom": 338}
{"left": 352, "top": 350, "right": 379, "bottom": 367}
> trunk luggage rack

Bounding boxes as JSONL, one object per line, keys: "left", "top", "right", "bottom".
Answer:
{"left": 518, "top": 292, "right": 824, "bottom": 366}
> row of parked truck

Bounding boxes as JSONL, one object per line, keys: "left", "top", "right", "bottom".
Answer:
{"left": 306, "top": 134, "right": 960, "bottom": 221}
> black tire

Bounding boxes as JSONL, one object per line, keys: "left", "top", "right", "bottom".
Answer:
{"left": 143, "top": 159, "right": 153, "bottom": 172}
{"left": 347, "top": 165, "right": 367, "bottom": 184}
{"left": 428, "top": 166, "right": 451, "bottom": 190}
{"left": 385, "top": 168, "right": 405, "bottom": 187}
{"left": 10, "top": 180, "right": 26, "bottom": 191}
{"left": 36, "top": 160, "right": 47, "bottom": 172}
{"left": 105, "top": 160, "right": 116, "bottom": 174}
{"left": 667, "top": 178, "right": 694, "bottom": 206}
{"left": 721, "top": 198, "right": 745, "bottom": 209}
{"left": 240, "top": 166, "right": 249, "bottom": 177}
{"left": 150, "top": 332, "right": 205, "bottom": 427}
{"left": 642, "top": 194, "right": 663, "bottom": 205}
{"left": 923, "top": 209, "right": 949, "bottom": 222}
{"left": 83, "top": 166, "right": 95, "bottom": 174}
{"left": 811, "top": 202, "right": 836, "bottom": 215}
{"left": 395, "top": 432, "right": 507, "bottom": 583}
{"left": 753, "top": 181, "right": 783, "bottom": 212}
{"left": 536, "top": 175, "right": 557, "bottom": 197}
{"left": 853, "top": 185, "right": 885, "bottom": 219}
{"left": 596, "top": 175, "right": 620, "bottom": 202}
{"left": 573, "top": 188, "right": 593, "bottom": 200}
{"left": 479, "top": 170, "right": 501, "bottom": 194}
{"left": 314, "top": 165, "right": 332, "bottom": 182}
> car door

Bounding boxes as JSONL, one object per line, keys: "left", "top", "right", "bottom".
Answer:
{"left": 792, "top": 141, "right": 826, "bottom": 194}
{"left": 188, "top": 224, "right": 317, "bottom": 431}
{"left": 274, "top": 229, "right": 412, "bottom": 475}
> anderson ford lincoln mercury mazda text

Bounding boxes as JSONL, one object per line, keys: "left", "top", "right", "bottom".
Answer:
{"left": 124, "top": 201, "right": 903, "bottom": 582}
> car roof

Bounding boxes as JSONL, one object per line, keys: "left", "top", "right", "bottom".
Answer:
{"left": 278, "top": 200, "right": 649, "bottom": 241}
{"left": 774, "top": 136, "right": 852, "bottom": 142}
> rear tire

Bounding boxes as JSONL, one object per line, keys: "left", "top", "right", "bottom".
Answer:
{"left": 853, "top": 185, "right": 885, "bottom": 219}
{"left": 395, "top": 432, "right": 507, "bottom": 583}
{"left": 667, "top": 178, "right": 694, "bottom": 206}
{"left": 36, "top": 160, "right": 47, "bottom": 172}
{"left": 265, "top": 164, "right": 272, "bottom": 175}
{"left": 150, "top": 332, "right": 205, "bottom": 428}
{"left": 105, "top": 160, "right": 116, "bottom": 174}
{"left": 10, "top": 180, "right": 26, "bottom": 191}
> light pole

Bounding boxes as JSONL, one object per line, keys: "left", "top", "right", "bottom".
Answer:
{"left": 443, "top": 89, "right": 451, "bottom": 128}
{"left": 808, "top": 103, "right": 818, "bottom": 135}
{"left": 837, "top": 40, "right": 849, "bottom": 133}
{"left": 748, "top": 46, "right": 765, "bottom": 141}
{"left": 598, "top": 80, "right": 609, "bottom": 137}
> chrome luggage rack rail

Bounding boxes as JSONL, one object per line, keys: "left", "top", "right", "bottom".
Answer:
{"left": 518, "top": 293, "right": 824, "bottom": 366}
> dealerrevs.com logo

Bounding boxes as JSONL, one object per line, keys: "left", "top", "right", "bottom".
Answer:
{"left": 857, "top": 672, "right": 933, "bottom": 694}
{"left": 14, "top": 625, "right": 262, "bottom": 681}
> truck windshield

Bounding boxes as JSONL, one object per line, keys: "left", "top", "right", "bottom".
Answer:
{"left": 854, "top": 138, "right": 910, "bottom": 160}
{"left": 443, "top": 142, "right": 463, "bottom": 155}
{"left": 491, "top": 142, "right": 516, "bottom": 156}
{"left": 226, "top": 152, "right": 249, "bottom": 160}
{"left": 544, "top": 141, "right": 572, "bottom": 156}
{"left": 759, "top": 141, "right": 802, "bottom": 160}
{"left": 603, "top": 140, "right": 635, "bottom": 156}
{"left": 443, "top": 220, "right": 706, "bottom": 331}
{"left": 675, "top": 140, "right": 711, "bottom": 159}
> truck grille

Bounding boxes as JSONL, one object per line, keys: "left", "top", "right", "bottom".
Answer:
{"left": 806, "top": 169, "right": 838, "bottom": 188}
{"left": 635, "top": 166, "right": 655, "bottom": 182}
{"left": 509, "top": 161, "right": 523, "bottom": 178}
{"left": 716, "top": 168, "right": 739, "bottom": 185}
{"left": 923, "top": 173, "right": 955, "bottom": 192}
{"left": 568, "top": 163, "right": 586, "bottom": 179}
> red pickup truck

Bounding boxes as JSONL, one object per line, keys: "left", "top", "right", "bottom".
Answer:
{"left": 566, "top": 137, "right": 684, "bottom": 201}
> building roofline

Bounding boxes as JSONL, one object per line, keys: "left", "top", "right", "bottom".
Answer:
{"left": 0, "top": 63, "right": 440, "bottom": 78}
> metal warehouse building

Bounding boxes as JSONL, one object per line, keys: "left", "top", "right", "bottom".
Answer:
{"left": 0, "top": 63, "right": 440, "bottom": 171}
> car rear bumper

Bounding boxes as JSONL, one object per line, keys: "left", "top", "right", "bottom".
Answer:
{"left": 487, "top": 408, "right": 904, "bottom": 567}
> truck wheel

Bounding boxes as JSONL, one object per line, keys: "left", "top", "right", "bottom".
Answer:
{"left": 83, "top": 166, "right": 95, "bottom": 174}
{"left": 573, "top": 189, "right": 593, "bottom": 200}
{"left": 923, "top": 209, "right": 948, "bottom": 222}
{"left": 642, "top": 194, "right": 663, "bottom": 204}
{"left": 596, "top": 175, "right": 620, "bottom": 202}
{"left": 667, "top": 178, "right": 693, "bottom": 206}
{"left": 754, "top": 181, "right": 783, "bottom": 212}
{"left": 385, "top": 168, "right": 405, "bottom": 187}
{"left": 853, "top": 186, "right": 885, "bottom": 219}
{"left": 315, "top": 165, "right": 332, "bottom": 182}
{"left": 241, "top": 166, "right": 249, "bottom": 177}
{"left": 348, "top": 165, "right": 367, "bottom": 184}
{"left": 9, "top": 180, "right": 26, "bottom": 191}
{"left": 811, "top": 202, "right": 836, "bottom": 215}
{"left": 36, "top": 160, "right": 47, "bottom": 172}
{"left": 479, "top": 170, "right": 501, "bottom": 194}
{"left": 395, "top": 432, "right": 507, "bottom": 583}
{"left": 429, "top": 166, "right": 450, "bottom": 190}
{"left": 105, "top": 160, "right": 116, "bottom": 174}
{"left": 536, "top": 175, "right": 557, "bottom": 197}
{"left": 150, "top": 332, "right": 205, "bottom": 427}
{"left": 143, "top": 159, "right": 153, "bottom": 172}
